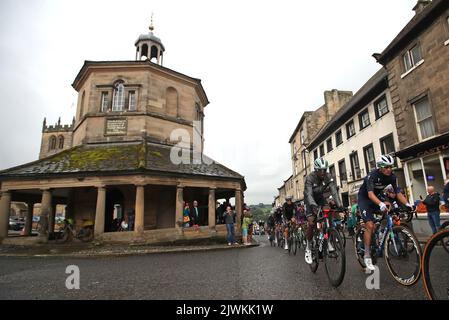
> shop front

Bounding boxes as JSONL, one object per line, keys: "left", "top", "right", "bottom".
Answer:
{"left": 396, "top": 133, "right": 449, "bottom": 204}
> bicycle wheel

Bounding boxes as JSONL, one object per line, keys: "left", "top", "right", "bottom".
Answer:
{"left": 56, "top": 228, "right": 70, "bottom": 243}
{"left": 384, "top": 225, "right": 422, "bottom": 286}
{"left": 422, "top": 228, "right": 449, "bottom": 300}
{"left": 287, "top": 234, "right": 292, "bottom": 255}
{"left": 354, "top": 227, "right": 367, "bottom": 269}
{"left": 440, "top": 221, "right": 449, "bottom": 254}
{"left": 80, "top": 227, "right": 94, "bottom": 242}
{"left": 301, "top": 228, "right": 307, "bottom": 250}
{"left": 324, "top": 229, "right": 346, "bottom": 287}
{"left": 338, "top": 227, "right": 346, "bottom": 248}
{"left": 292, "top": 233, "right": 298, "bottom": 255}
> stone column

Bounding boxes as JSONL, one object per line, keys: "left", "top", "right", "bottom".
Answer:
{"left": 24, "top": 202, "right": 34, "bottom": 236}
{"left": 0, "top": 191, "right": 12, "bottom": 240}
{"left": 135, "top": 185, "right": 145, "bottom": 233}
{"left": 40, "top": 189, "right": 52, "bottom": 237}
{"left": 235, "top": 189, "right": 243, "bottom": 235}
{"left": 49, "top": 203, "right": 56, "bottom": 235}
{"left": 175, "top": 186, "right": 184, "bottom": 228}
{"left": 94, "top": 186, "right": 106, "bottom": 236}
{"left": 208, "top": 188, "right": 216, "bottom": 229}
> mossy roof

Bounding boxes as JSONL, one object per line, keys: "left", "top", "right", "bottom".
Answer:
{"left": 0, "top": 142, "right": 245, "bottom": 183}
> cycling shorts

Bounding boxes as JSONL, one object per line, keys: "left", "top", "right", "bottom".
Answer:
{"left": 358, "top": 197, "right": 378, "bottom": 222}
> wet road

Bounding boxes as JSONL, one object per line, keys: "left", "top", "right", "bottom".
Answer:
{"left": 0, "top": 235, "right": 440, "bottom": 300}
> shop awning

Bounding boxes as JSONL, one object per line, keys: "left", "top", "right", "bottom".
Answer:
{"left": 395, "top": 132, "right": 449, "bottom": 161}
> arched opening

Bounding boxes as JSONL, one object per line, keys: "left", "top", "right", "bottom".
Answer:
{"left": 150, "top": 45, "right": 158, "bottom": 62}
{"left": 166, "top": 87, "right": 178, "bottom": 117}
{"left": 58, "top": 135, "right": 64, "bottom": 149}
{"left": 49, "top": 135, "right": 57, "bottom": 151}
{"left": 105, "top": 188, "right": 125, "bottom": 232}
{"left": 141, "top": 44, "right": 149, "bottom": 59}
{"left": 112, "top": 81, "right": 125, "bottom": 111}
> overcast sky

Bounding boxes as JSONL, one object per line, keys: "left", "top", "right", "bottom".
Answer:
{"left": 0, "top": 0, "right": 417, "bottom": 204}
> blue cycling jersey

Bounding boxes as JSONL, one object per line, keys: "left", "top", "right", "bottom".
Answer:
{"left": 358, "top": 169, "right": 398, "bottom": 202}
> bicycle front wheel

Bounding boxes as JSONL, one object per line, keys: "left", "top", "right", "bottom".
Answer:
{"left": 440, "top": 221, "right": 449, "bottom": 254}
{"left": 292, "top": 234, "right": 298, "bottom": 255}
{"left": 324, "top": 228, "right": 346, "bottom": 287}
{"left": 422, "top": 228, "right": 449, "bottom": 300}
{"left": 384, "top": 225, "right": 422, "bottom": 286}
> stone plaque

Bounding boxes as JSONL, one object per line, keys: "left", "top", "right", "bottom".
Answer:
{"left": 105, "top": 118, "right": 127, "bottom": 135}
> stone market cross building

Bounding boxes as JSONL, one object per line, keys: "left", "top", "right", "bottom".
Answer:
{"left": 0, "top": 22, "right": 246, "bottom": 244}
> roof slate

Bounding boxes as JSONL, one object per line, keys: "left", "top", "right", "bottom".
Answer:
{"left": 0, "top": 142, "right": 244, "bottom": 182}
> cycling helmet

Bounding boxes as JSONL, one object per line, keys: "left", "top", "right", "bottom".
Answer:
{"left": 376, "top": 154, "right": 394, "bottom": 168}
{"left": 285, "top": 195, "right": 293, "bottom": 201}
{"left": 314, "top": 157, "right": 328, "bottom": 170}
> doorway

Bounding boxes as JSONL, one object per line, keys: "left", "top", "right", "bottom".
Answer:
{"left": 105, "top": 188, "right": 125, "bottom": 232}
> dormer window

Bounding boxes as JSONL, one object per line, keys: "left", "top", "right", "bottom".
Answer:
{"left": 112, "top": 82, "right": 125, "bottom": 111}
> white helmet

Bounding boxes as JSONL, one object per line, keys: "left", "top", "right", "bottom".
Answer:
{"left": 376, "top": 154, "right": 394, "bottom": 168}
{"left": 314, "top": 157, "right": 328, "bottom": 170}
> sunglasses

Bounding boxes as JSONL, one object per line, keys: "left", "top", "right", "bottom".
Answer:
{"left": 382, "top": 166, "right": 393, "bottom": 169}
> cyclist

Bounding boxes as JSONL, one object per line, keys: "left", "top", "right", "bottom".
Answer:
{"left": 304, "top": 157, "right": 343, "bottom": 264}
{"left": 357, "top": 154, "right": 414, "bottom": 271}
{"left": 266, "top": 214, "right": 275, "bottom": 241}
{"left": 282, "top": 196, "right": 296, "bottom": 250}
{"left": 273, "top": 206, "right": 283, "bottom": 245}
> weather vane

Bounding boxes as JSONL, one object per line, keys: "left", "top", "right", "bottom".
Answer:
{"left": 149, "top": 12, "right": 154, "bottom": 32}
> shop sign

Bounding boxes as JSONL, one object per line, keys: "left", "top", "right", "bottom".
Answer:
{"left": 416, "top": 142, "right": 449, "bottom": 157}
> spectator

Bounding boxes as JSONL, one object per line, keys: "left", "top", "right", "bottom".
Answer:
{"left": 217, "top": 201, "right": 227, "bottom": 224}
{"left": 348, "top": 198, "right": 358, "bottom": 236}
{"left": 423, "top": 186, "right": 441, "bottom": 234}
{"left": 119, "top": 214, "right": 129, "bottom": 231}
{"left": 223, "top": 205, "right": 238, "bottom": 245}
{"left": 247, "top": 210, "right": 254, "bottom": 243}
{"left": 242, "top": 209, "right": 251, "bottom": 245}
{"left": 183, "top": 202, "right": 191, "bottom": 228}
{"left": 190, "top": 200, "right": 202, "bottom": 227}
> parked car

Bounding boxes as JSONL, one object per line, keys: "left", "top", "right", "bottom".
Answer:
{"left": 9, "top": 217, "right": 25, "bottom": 231}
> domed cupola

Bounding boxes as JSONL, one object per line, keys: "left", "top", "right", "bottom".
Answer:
{"left": 135, "top": 16, "right": 165, "bottom": 65}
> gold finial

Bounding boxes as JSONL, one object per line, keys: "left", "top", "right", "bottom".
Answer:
{"left": 149, "top": 13, "right": 154, "bottom": 32}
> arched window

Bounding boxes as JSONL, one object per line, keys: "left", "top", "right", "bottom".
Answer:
{"left": 79, "top": 91, "right": 86, "bottom": 118}
{"left": 58, "top": 136, "right": 64, "bottom": 149}
{"left": 150, "top": 45, "right": 158, "bottom": 62}
{"left": 141, "top": 44, "right": 149, "bottom": 59}
{"left": 49, "top": 136, "right": 57, "bottom": 151}
{"left": 112, "top": 81, "right": 125, "bottom": 111}
{"left": 166, "top": 87, "right": 178, "bottom": 117}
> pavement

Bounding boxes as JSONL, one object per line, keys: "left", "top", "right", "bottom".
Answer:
{"left": 0, "top": 237, "right": 259, "bottom": 258}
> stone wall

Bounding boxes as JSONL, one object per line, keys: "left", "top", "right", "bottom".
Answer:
{"left": 386, "top": 9, "right": 449, "bottom": 149}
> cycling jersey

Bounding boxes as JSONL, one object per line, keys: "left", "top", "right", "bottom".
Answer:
{"left": 282, "top": 202, "right": 296, "bottom": 220}
{"left": 304, "top": 171, "right": 342, "bottom": 217}
{"left": 267, "top": 216, "right": 275, "bottom": 228}
{"left": 358, "top": 169, "right": 398, "bottom": 222}
{"left": 274, "top": 210, "right": 283, "bottom": 224}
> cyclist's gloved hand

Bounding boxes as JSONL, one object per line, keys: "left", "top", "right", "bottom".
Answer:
{"left": 379, "top": 202, "right": 387, "bottom": 212}
{"left": 405, "top": 203, "right": 415, "bottom": 211}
